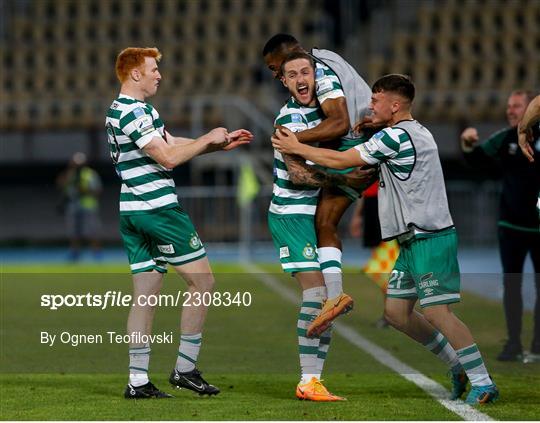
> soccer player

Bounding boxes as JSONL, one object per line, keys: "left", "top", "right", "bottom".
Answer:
{"left": 272, "top": 74, "right": 500, "bottom": 405}
{"left": 263, "top": 34, "right": 376, "bottom": 336}
{"left": 270, "top": 52, "right": 372, "bottom": 401}
{"left": 460, "top": 91, "right": 540, "bottom": 362}
{"left": 105, "top": 47, "right": 252, "bottom": 399}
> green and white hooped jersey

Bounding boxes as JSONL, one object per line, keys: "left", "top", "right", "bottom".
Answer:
{"left": 270, "top": 98, "right": 324, "bottom": 216}
{"left": 105, "top": 94, "right": 178, "bottom": 215}
{"left": 314, "top": 61, "right": 344, "bottom": 105}
{"left": 355, "top": 126, "right": 415, "bottom": 179}
{"left": 355, "top": 120, "right": 454, "bottom": 240}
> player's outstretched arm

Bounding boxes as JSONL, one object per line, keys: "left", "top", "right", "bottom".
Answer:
{"left": 294, "top": 97, "right": 350, "bottom": 144}
{"left": 205, "top": 129, "right": 253, "bottom": 153}
{"left": 143, "top": 127, "right": 229, "bottom": 168}
{"left": 164, "top": 130, "right": 195, "bottom": 145}
{"left": 272, "top": 127, "right": 364, "bottom": 169}
{"left": 164, "top": 129, "right": 253, "bottom": 154}
{"left": 518, "top": 95, "right": 540, "bottom": 162}
{"left": 282, "top": 153, "right": 375, "bottom": 188}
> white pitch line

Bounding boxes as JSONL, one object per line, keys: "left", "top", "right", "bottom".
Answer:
{"left": 245, "top": 264, "right": 494, "bottom": 421}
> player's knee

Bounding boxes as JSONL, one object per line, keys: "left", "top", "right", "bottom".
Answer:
{"left": 383, "top": 307, "right": 408, "bottom": 330}
{"left": 186, "top": 273, "right": 215, "bottom": 293}
{"left": 422, "top": 306, "right": 447, "bottom": 328}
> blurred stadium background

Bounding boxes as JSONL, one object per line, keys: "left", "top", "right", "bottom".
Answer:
{"left": 1, "top": 0, "right": 539, "bottom": 259}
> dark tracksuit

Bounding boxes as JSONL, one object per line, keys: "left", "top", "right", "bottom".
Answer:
{"left": 464, "top": 125, "right": 540, "bottom": 349}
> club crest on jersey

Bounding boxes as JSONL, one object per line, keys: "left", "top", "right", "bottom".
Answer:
{"left": 189, "top": 234, "right": 201, "bottom": 249}
{"left": 302, "top": 243, "right": 316, "bottom": 260}
{"left": 291, "top": 113, "right": 302, "bottom": 123}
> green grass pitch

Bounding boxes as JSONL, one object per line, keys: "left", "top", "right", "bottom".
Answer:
{"left": 1, "top": 263, "right": 538, "bottom": 420}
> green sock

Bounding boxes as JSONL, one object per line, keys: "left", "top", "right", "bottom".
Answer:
{"left": 456, "top": 343, "right": 493, "bottom": 387}
{"left": 423, "top": 330, "right": 462, "bottom": 374}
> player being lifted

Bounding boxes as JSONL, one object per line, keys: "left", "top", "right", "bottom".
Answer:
{"left": 269, "top": 52, "right": 374, "bottom": 401}
{"left": 263, "top": 34, "right": 377, "bottom": 336}
{"left": 105, "top": 47, "right": 252, "bottom": 399}
{"left": 272, "top": 74, "right": 499, "bottom": 405}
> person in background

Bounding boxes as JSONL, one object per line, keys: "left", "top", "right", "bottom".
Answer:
{"left": 57, "top": 152, "right": 102, "bottom": 261}
{"left": 460, "top": 90, "right": 540, "bottom": 362}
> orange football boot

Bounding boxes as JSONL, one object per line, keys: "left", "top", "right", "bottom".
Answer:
{"left": 295, "top": 377, "right": 346, "bottom": 401}
{"left": 307, "top": 293, "right": 354, "bottom": 337}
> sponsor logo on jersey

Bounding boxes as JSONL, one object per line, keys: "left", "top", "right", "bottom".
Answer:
{"left": 189, "top": 234, "right": 202, "bottom": 249}
{"left": 419, "top": 272, "right": 439, "bottom": 290}
{"left": 374, "top": 131, "right": 385, "bottom": 139}
{"left": 316, "top": 77, "right": 333, "bottom": 95}
{"left": 291, "top": 113, "right": 302, "bottom": 123}
{"left": 359, "top": 142, "right": 373, "bottom": 156}
{"left": 302, "top": 243, "right": 316, "bottom": 260}
{"left": 279, "top": 246, "right": 290, "bottom": 258}
{"left": 133, "top": 107, "right": 145, "bottom": 118}
{"left": 157, "top": 244, "right": 175, "bottom": 254}
{"left": 420, "top": 272, "right": 434, "bottom": 282}
{"left": 315, "top": 68, "right": 324, "bottom": 79}
{"left": 134, "top": 115, "right": 154, "bottom": 136}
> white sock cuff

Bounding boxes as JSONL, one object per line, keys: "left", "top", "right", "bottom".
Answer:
{"left": 301, "top": 373, "right": 320, "bottom": 384}
{"left": 317, "top": 247, "right": 342, "bottom": 263}
{"left": 129, "top": 343, "right": 151, "bottom": 354}
{"left": 181, "top": 333, "right": 202, "bottom": 340}
{"left": 129, "top": 373, "right": 149, "bottom": 387}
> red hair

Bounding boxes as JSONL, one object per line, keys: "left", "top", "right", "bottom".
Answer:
{"left": 115, "top": 47, "right": 162, "bottom": 83}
